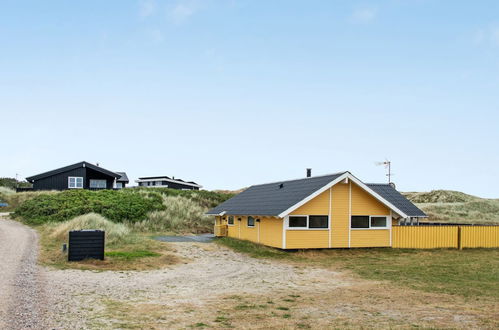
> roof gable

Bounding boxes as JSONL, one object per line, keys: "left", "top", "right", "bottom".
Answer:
{"left": 26, "top": 161, "right": 121, "bottom": 182}
{"left": 206, "top": 172, "right": 346, "bottom": 216}
{"left": 207, "top": 172, "right": 427, "bottom": 218}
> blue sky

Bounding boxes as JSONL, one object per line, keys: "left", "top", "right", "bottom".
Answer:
{"left": 1, "top": 0, "right": 498, "bottom": 197}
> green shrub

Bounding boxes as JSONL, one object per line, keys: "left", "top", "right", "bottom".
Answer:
{"left": 131, "top": 195, "right": 214, "bottom": 233}
{"left": 14, "top": 189, "right": 165, "bottom": 225}
{"left": 50, "top": 213, "right": 131, "bottom": 244}
{"left": 0, "top": 177, "right": 31, "bottom": 190}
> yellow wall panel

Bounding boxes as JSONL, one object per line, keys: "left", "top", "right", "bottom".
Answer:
{"left": 286, "top": 230, "right": 329, "bottom": 249}
{"left": 260, "top": 217, "right": 283, "bottom": 248}
{"left": 331, "top": 184, "right": 349, "bottom": 248}
{"left": 238, "top": 216, "right": 258, "bottom": 242}
{"left": 291, "top": 189, "right": 329, "bottom": 215}
{"left": 350, "top": 230, "right": 390, "bottom": 247}
{"left": 351, "top": 182, "right": 390, "bottom": 216}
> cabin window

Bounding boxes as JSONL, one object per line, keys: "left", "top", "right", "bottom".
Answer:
{"left": 371, "top": 216, "right": 387, "bottom": 228}
{"left": 289, "top": 216, "right": 307, "bottom": 228}
{"left": 228, "top": 216, "right": 234, "bottom": 225}
{"left": 288, "top": 215, "right": 328, "bottom": 229}
{"left": 351, "top": 216, "right": 388, "bottom": 229}
{"left": 116, "top": 182, "right": 123, "bottom": 189}
{"left": 68, "top": 177, "right": 83, "bottom": 189}
{"left": 247, "top": 216, "right": 255, "bottom": 227}
{"left": 89, "top": 179, "right": 106, "bottom": 189}
{"left": 351, "top": 216, "right": 369, "bottom": 228}
{"left": 309, "top": 215, "right": 328, "bottom": 228}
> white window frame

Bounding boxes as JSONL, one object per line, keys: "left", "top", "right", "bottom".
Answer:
{"left": 89, "top": 179, "right": 107, "bottom": 189}
{"left": 227, "top": 216, "right": 235, "bottom": 226}
{"left": 350, "top": 215, "right": 389, "bottom": 230}
{"left": 68, "top": 176, "right": 83, "bottom": 189}
{"left": 286, "top": 215, "right": 329, "bottom": 230}
{"left": 247, "top": 216, "right": 255, "bottom": 228}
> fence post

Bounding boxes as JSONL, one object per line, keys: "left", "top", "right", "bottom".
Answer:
{"left": 457, "top": 226, "right": 462, "bottom": 250}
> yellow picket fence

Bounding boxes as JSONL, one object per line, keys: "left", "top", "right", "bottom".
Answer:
{"left": 392, "top": 225, "right": 499, "bottom": 249}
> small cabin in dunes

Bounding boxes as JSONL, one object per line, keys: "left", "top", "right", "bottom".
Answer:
{"left": 207, "top": 171, "right": 426, "bottom": 249}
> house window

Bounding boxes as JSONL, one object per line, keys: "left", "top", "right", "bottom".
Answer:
{"left": 247, "top": 216, "right": 255, "bottom": 227}
{"left": 351, "top": 216, "right": 388, "bottom": 229}
{"left": 116, "top": 182, "right": 123, "bottom": 189}
{"left": 68, "top": 177, "right": 83, "bottom": 189}
{"left": 289, "top": 216, "right": 307, "bottom": 228}
{"left": 371, "top": 216, "right": 387, "bottom": 228}
{"left": 228, "top": 216, "right": 234, "bottom": 225}
{"left": 351, "top": 216, "right": 370, "bottom": 228}
{"left": 309, "top": 215, "right": 328, "bottom": 229}
{"left": 89, "top": 179, "right": 106, "bottom": 189}
{"left": 288, "top": 215, "right": 329, "bottom": 229}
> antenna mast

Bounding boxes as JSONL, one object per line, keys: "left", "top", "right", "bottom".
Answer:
{"left": 375, "top": 160, "right": 392, "bottom": 184}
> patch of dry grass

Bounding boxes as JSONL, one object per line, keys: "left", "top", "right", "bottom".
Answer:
{"left": 38, "top": 221, "right": 179, "bottom": 271}
{"left": 50, "top": 213, "right": 131, "bottom": 245}
{"left": 93, "top": 286, "right": 499, "bottom": 329}
{"left": 131, "top": 195, "right": 213, "bottom": 233}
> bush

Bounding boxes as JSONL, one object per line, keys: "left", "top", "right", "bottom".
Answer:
{"left": 14, "top": 189, "right": 165, "bottom": 225}
{"left": 51, "top": 213, "right": 131, "bottom": 245}
{"left": 0, "top": 177, "right": 32, "bottom": 190}
{"left": 132, "top": 195, "right": 214, "bottom": 233}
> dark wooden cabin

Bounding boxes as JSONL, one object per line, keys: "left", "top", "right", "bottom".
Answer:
{"left": 25, "top": 161, "right": 129, "bottom": 191}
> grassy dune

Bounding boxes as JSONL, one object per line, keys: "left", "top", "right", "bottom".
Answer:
{"left": 404, "top": 190, "right": 499, "bottom": 224}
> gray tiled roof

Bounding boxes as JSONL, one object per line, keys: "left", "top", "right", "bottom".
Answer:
{"left": 206, "top": 172, "right": 346, "bottom": 216}
{"left": 115, "top": 172, "right": 129, "bottom": 183}
{"left": 366, "top": 183, "right": 427, "bottom": 217}
{"left": 207, "top": 173, "right": 427, "bottom": 218}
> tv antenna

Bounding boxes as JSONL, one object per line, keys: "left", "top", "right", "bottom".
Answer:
{"left": 375, "top": 159, "right": 392, "bottom": 184}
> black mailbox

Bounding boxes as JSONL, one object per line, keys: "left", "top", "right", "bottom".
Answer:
{"left": 68, "top": 230, "right": 105, "bottom": 261}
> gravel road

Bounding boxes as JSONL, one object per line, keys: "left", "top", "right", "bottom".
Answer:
{"left": 0, "top": 215, "right": 48, "bottom": 329}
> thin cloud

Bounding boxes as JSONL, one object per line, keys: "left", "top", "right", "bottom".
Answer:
{"left": 169, "top": 0, "right": 202, "bottom": 23}
{"left": 349, "top": 7, "right": 377, "bottom": 24}
{"left": 474, "top": 24, "right": 499, "bottom": 46}
{"left": 139, "top": 0, "right": 156, "bottom": 18}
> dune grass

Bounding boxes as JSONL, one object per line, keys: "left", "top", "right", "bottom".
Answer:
{"left": 131, "top": 195, "right": 213, "bottom": 233}
{"left": 404, "top": 190, "right": 499, "bottom": 224}
{"left": 50, "top": 213, "right": 131, "bottom": 245}
{"left": 217, "top": 237, "right": 499, "bottom": 300}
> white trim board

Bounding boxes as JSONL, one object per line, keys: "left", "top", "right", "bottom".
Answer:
{"left": 278, "top": 172, "right": 410, "bottom": 219}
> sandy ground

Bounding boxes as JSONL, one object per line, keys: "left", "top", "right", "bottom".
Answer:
{"left": 46, "top": 242, "right": 498, "bottom": 329}
{"left": 0, "top": 215, "right": 49, "bottom": 329}
{"left": 1, "top": 216, "right": 497, "bottom": 329}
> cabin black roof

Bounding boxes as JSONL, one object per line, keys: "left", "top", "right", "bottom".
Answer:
{"left": 26, "top": 161, "right": 124, "bottom": 182}
{"left": 207, "top": 172, "right": 426, "bottom": 218}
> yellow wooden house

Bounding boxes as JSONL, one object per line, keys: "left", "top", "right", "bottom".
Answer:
{"left": 207, "top": 171, "right": 426, "bottom": 249}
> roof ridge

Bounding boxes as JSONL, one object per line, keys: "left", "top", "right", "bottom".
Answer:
{"left": 365, "top": 183, "right": 391, "bottom": 186}
{"left": 249, "top": 171, "right": 348, "bottom": 188}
